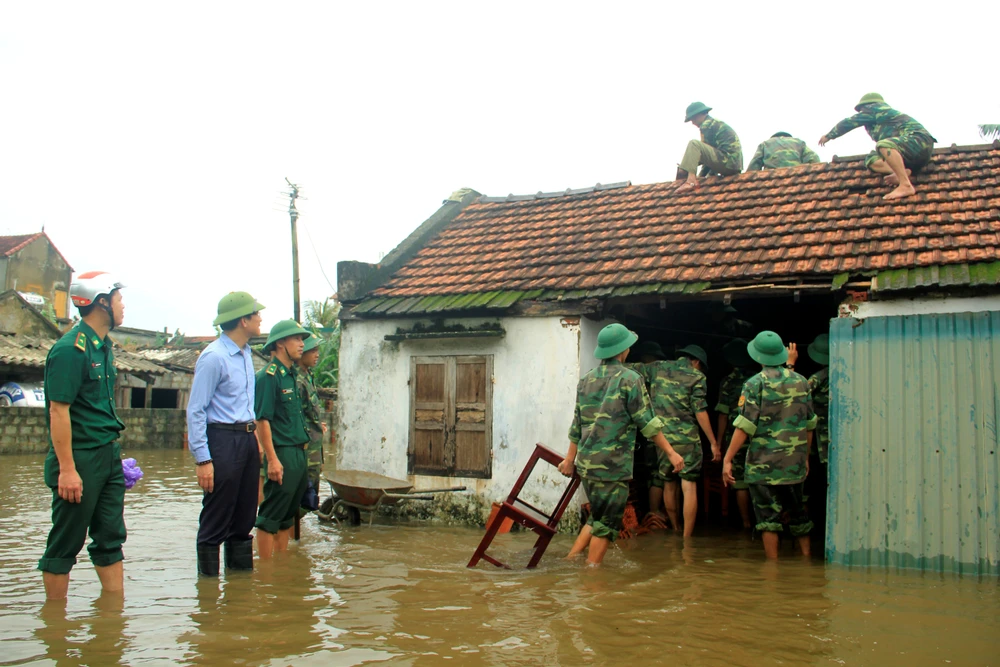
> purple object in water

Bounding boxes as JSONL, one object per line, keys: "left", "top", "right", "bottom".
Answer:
{"left": 122, "top": 458, "right": 144, "bottom": 490}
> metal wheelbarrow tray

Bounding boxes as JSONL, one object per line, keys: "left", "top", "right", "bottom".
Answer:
{"left": 317, "top": 470, "right": 466, "bottom": 526}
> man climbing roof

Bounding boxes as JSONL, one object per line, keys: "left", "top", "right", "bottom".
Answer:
{"left": 673, "top": 101, "right": 743, "bottom": 194}
{"left": 746, "top": 132, "right": 821, "bottom": 171}
{"left": 819, "top": 93, "right": 936, "bottom": 201}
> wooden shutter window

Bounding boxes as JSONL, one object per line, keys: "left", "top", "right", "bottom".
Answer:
{"left": 409, "top": 355, "right": 492, "bottom": 479}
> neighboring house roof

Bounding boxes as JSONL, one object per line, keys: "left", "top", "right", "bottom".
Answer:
{"left": 0, "top": 334, "right": 166, "bottom": 375}
{"left": 0, "top": 290, "right": 63, "bottom": 337}
{"left": 351, "top": 142, "right": 1000, "bottom": 315}
{"left": 134, "top": 347, "right": 202, "bottom": 372}
{"left": 0, "top": 232, "right": 74, "bottom": 271}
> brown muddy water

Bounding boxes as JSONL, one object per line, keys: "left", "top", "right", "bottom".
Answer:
{"left": 0, "top": 450, "right": 997, "bottom": 666}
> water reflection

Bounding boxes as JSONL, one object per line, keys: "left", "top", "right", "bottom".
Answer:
{"left": 0, "top": 451, "right": 998, "bottom": 666}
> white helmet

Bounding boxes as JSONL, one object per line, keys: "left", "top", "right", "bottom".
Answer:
{"left": 70, "top": 271, "right": 126, "bottom": 308}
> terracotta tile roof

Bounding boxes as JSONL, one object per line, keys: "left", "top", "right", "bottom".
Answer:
{"left": 0, "top": 232, "right": 74, "bottom": 270}
{"left": 370, "top": 143, "right": 1000, "bottom": 303}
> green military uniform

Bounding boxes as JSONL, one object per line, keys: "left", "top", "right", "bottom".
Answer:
{"left": 715, "top": 366, "right": 755, "bottom": 489}
{"left": 255, "top": 358, "right": 310, "bottom": 534}
{"left": 825, "top": 96, "right": 937, "bottom": 173}
{"left": 569, "top": 359, "right": 664, "bottom": 541}
{"left": 638, "top": 356, "right": 707, "bottom": 483}
{"left": 734, "top": 362, "right": 818, "bottom": 535}
{"left": 296, "top": 361, "right": 324, "bottom": 498}
{"left": 746, "top": 134, "right": 821, "bottom": 171}
{"left": 679, "top": 102, "right": 743, "bottom": 178}
{"left": 807, "top": 368, "right": 830, "bottom": 465}
{"left": 38, "top": 321, "right": 127, "bottom": 575}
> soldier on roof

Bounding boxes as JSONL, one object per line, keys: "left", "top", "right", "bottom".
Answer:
{"left": 673, "top": 101, "right": 743, "bottom": 194}
{"left": 558, "top": 325, "right": 684, "bottom": 566}
{"left": 38, "top": 271, "right": 128, "bottom": 600}
{"left": 746, "top": 132, "right": 821, "bottom": 171}
{"left": 819, "top": 93, "right": 937, "bottom": 200}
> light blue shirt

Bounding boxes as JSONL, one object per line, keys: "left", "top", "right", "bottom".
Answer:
{"left": 186, "top": 335, "right": 256, "bottom": 463}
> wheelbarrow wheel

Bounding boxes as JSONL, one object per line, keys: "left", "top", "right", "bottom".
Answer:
{"left": 331, "top": 499, "right": 362, "bottom": 526}
{"left": 316, "top": 496, "right": 336, "bottom": 522}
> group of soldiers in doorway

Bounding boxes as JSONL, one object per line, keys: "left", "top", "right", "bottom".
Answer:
{"left": 37, "top": 279, "right": 328, "bottom": 600}
{"left": 560, "top": 323, "right": 831, "bottom": 564}
{"left": 673, "top": 92, "right": 937, "bottom": 201}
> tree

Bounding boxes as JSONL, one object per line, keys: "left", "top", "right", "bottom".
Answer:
{"left": 304, "top": 297, "right": 341, "bottom": 389}
{"left": 980, "top": 124, "right": 1000, "bottom": 140}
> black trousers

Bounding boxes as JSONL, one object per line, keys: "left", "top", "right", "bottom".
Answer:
{"left": 197, "top": 428, "right": 260, "bottom": 547}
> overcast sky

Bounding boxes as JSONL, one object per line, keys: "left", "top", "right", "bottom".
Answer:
{"left": 1, "top": 2, "right": 995, "bottom": 335}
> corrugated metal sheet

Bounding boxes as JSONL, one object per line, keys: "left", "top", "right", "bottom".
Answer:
{"left": 828, "top": 313, "right": 1000, "bottom": 575}
{"left": 871, "top": 262, "right": 1000, "bottom": 293}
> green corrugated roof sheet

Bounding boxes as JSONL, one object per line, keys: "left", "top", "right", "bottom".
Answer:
{"left": 873, "top": 262, "right": 1000, "bottom": 292}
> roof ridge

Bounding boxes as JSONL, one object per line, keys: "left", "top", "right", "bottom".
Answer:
{"left": 478, "top": 181, "right": 632, "bottom": 203}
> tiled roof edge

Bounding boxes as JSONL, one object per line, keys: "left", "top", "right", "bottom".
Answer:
{"left": 478, "top": 181, "right": 632, "bottom": 203}
{"left": 871, "top": 262, "right": 1000, "bottom": 293}
{"left": 337, "top": 188, "right": 481, "bottom": 301}
{"left": 832, "top": 140, "right": 1000, "bottom": 163}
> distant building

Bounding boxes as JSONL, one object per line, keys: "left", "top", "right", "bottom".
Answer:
{"left": 0, "top": 232, "right": 73, "bottom": 322}
{"left": 0, "top": 290, "right": 62, "bottom": 339}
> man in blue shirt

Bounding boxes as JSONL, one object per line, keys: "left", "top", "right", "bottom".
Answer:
{"left": 187, "top": 292, "right": 264, "bottom": 576}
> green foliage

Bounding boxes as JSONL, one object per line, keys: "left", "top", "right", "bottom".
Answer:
{"left": 980, "top": 124, "right": 1000, "bottom": 140}
{"left": 304, "top": 298, "right": 341, "bottom": 388}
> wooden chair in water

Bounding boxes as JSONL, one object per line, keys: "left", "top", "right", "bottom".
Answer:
{"left": 467, "top": 443, "right": 580, "bottom": 569}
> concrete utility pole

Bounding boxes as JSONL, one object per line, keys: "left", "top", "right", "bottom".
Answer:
{"left": 285, "top": 177, "right": 301, "bottom": 322}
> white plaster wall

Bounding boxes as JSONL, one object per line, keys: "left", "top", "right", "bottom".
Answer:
{"left": 337, "top": 316, "right": 585, "bottom": 522}
{"left": 857, "top": 295, "right": 1000, "bottom": 318}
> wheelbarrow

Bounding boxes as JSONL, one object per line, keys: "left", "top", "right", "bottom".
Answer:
{"left": 316, "top": 470, "right": 466, "bottom": 526}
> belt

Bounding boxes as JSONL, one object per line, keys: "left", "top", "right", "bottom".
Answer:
{"left": 208, "top": 422, "right": 257, "bottom": 433}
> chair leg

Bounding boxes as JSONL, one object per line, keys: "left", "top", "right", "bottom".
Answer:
{"left": 468, "top": 508, "right": 509, "bottom": 568}
{"left": 526, "top": 533, "right": 552, "bottom": 569}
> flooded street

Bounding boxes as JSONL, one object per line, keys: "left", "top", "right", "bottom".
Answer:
{"left": 0, "top": 450, "right": 997, "bottom": 666}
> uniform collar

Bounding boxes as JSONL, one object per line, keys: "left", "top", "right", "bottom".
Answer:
{"left": 78, "top": 320, "right": 107, "bottom": 351}
{"left": 271, "top": 357, "right": 294, "bottom": 377}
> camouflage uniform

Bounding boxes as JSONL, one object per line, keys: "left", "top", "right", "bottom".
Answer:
{"left": 715, "top": 367, "right": 755, "bottom": 489}
{"left": 824, "top": 103, "right": 937, "bottom": 173}
{"left": 569, "top": 359, "right": 664, "bottom": 541}
{"left": 807, "top": 368, "right": 830, "bottom": 465}
{"left": 746, "top": 136, "right": 821, "bottom": 171}
{"left": 679, "top": 117, "right": 743, "bottom": 177}
{"left": 296, "top": 366, "right": 325, "bottom": 501}
{"left": 637, "top": 357, "right": 707, "bottom": 483}
{"left": 733, "top": 366, "right": 817, "bottom": 535}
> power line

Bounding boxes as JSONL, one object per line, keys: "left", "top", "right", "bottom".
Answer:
{"left": 301, "top": 218, "right": 337, "bottom": 294}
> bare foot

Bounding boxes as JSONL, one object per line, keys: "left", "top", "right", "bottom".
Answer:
{"left": 884, "top": 169, "right": 911, "bottom": 186}
{"left": 673, "top": 179, "right": 700, "bottom": 194}
{"left": 884, "top": 183, "right": 916, "bottom": 200}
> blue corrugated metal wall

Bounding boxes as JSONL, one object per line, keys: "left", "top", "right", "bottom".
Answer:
{"left": 828, "top": 313, "right": 1000, "bottom": 574}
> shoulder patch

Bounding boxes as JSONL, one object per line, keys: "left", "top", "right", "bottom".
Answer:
{"left": 738, "top": 394, "right": 746, "bottom": 407}
{"left": 74, "top": 332, "right": 87, "bottom": 351}
{"left": 265, "top": 363, "right": 277, "bottom": 376}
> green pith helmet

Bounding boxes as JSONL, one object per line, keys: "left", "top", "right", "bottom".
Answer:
{"left": 633, "top": 340, "right": 666, "bottom": 360}
{"left": 771, "top": 131, "right": 792, "bottom": 138}
{"left": 807, "top": 333, "right": 830, "bottom": 366}
{"left": 685, "top": 101, "right": 712, "bottom": 122}
{"left": 855, "top": 92, "right": 885, "bottom": 111}
{"left": 722, "top": 338, "right": 755, "bottom": 368}
{"left": 677, "top": 344, "right": 708, "bottom": 367}
{"left": 302, "top": 335, "right": 321, "bottom": 354}
{"left": 747, "top": 330, "right": 788, "bottom": 366}
{"left": 594, "top": 323, "right": 638, "bottom": 360}
{"left": 213, "top": 291, "right": 265, "bottom": 326}
{"left": 263, "top": 319, "right": 311, "bottom": 353}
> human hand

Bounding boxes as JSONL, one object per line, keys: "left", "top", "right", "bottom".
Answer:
{"left": 669, "top": 451, "right": 684, "bottom": 473}
{"left": 557, "top": 457, "right": 575, "bottom": 477}
{"left": 818, "top": 135, "right": 829, "bottom": 147}
{"left": 197, "top": 462, "right": 215, "bottom": 493}
{"left": 321, "top": 423, "right": 328, "bottom": 434}
{"left": 787, "top": 342, "right": 799, "bottom": 366}
{"left": 268, "top": 457, "right": 284, "bottom": 484}
{"left": 711, "top": 443, "right": 721, "bottom": 463}
{"left": 58, "top": 469, "right": 83, "bottom": 503}
{"left": 722, "top": 461, "right": 735, "bottom": 487}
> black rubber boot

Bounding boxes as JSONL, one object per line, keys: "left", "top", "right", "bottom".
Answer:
{"left": 224, "top": 539, "right": 254, "bottom": 571}
{"left": 197, "top": 544, "right": 220, "bottom": 577}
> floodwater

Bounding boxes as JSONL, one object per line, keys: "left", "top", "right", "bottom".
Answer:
{"left": 0, "top": 451, "right": 997, "bottom": 667}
